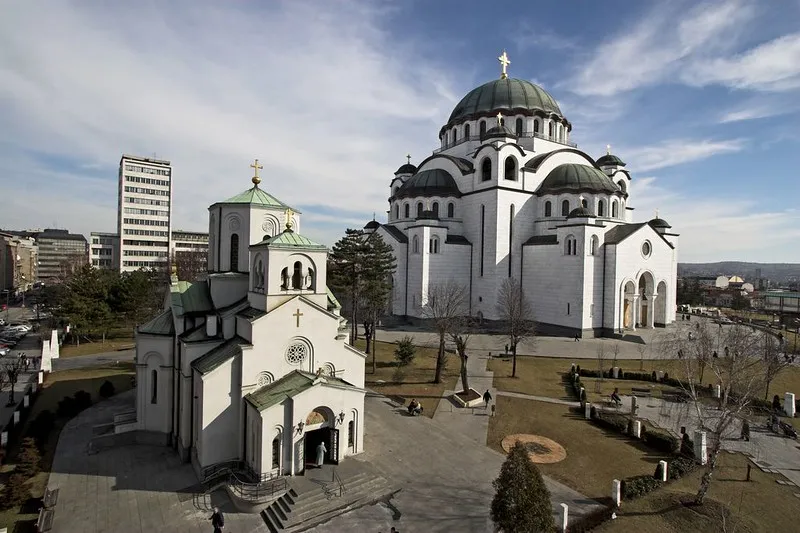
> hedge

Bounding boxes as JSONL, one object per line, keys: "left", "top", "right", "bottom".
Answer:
{"left": 642, "top": 428, "right": 680, "bottom": 454}
{"left": 668, "top": 456, "right": 697, "bottom": 479}
{"left": 621, "top": 475, "right": 662, "bottom": 499}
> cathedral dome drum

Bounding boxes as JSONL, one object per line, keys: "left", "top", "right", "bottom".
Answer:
{"left": 445, "top": 78, "right": 566, "bottom": 129}
{"left": 536, "top": 163, "right": 623, "bottom": 196}
{"left": 392, "top": 168, "right": 462, "bottom": 200}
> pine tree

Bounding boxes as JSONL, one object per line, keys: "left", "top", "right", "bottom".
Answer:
{"left": 361, "top": 233, "right": 396, "bottom": 365}
{"left": 491, "top": 442, "right": 555, "bottom": 533}
{"left": 0, "top": 473, "right": 29, "bottom": 509}
{"left": 329, "top": 229, "right": 368, "bottom": 345}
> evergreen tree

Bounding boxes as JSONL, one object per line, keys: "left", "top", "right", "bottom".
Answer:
{"left": 0, "top": 473, "right": 28, "bottom": 509}
{"left": 491, "top": 442, "right": 555, "bottom": 533}
{"left": 361, "top": 233, "right": 396, "bottom": 365}
{"left": 329, "top": 229, "right": 369, "bottom": 345}
{"left": 394, "top": 336, "right": 416, "bottom": 366}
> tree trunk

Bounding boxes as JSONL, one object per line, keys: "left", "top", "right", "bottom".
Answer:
{"left": 694, "top": 439, "right": 721, "bottom": 505}
{"left": 459, "top": 351, "right": 469, "bottom": 393}
{"left": 511, "top": 342, "right": 518, "bottom": 378}
{"left": 363, "top": 321, "right": 372, "bottom": 355}
{"left": 371, "top": 312, "right": 377, "bottom": 375}
{"left": 765, "top": 379, "right": 772, "bottom": 401}
{"left": 434, "top": 332, "right": 446, "bottom": 384}
{"left": 349, "top": 293, "right": 358, "bottom": 345}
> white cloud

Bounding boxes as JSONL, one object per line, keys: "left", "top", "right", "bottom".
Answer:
{"left": 0, "top": 1, "right": 458, "bottom": 244}
{"left": 622, "top": 138, "right": 746, "bottom": 172}
{"left": 514, "top": 26, "right": 578, "bottom": 52}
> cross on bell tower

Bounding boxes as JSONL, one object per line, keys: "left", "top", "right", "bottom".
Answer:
{"left": 498, "top": 50, "right": 511, "bottom": 79}
{"left": 250, "top": 158, "right": 264, "bottom": 186}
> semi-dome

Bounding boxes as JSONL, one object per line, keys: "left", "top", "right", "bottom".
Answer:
{"left": 395, "top": 163, "right": 417, "bottom": 175}
{"left": 364, "top": 220, "right": 380, "bottom": 230}
{"left": 482, "top": 125, "right": 517, "bottom": 140}
{"left": 567, "top": 207, "right": 594, "bottom": 219}
{"left": 393, "top": 168, "right": 462, "bottom": 200}
{"left": 446, "top": 78, "right": 565, "bottom": 127}
{"left": 596, "top": 153, "right": 626, "bottom": 167}
{"left": 648, "top": 217, "right": 671, "bottom": 229}
{"left": 536, "top": 164, "right": 622, "bottom": 196}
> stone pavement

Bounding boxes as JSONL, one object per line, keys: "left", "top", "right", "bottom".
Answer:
{"left": 497, "top": 390, "right": 579, "bottom": 407}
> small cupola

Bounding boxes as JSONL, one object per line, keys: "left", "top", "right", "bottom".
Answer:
{"left": 648, "top": 210, "right": 671, "bottom": 234}
{"left": 395, "top": 154, "right": 417, "bottom": 176}
{"left": 597, "top": 145, "right": 626, "bottom": 175}
{"left": 481, "top": 113, "right": 518, "bottom": 142}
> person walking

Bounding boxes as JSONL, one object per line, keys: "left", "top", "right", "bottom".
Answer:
{"left": 483, "top": 389, "right": 492, "bottom": 409}
{"left": 316, "top": 440, "right": 327, "bottom": 468}
{"left": 210, "top": 506, "right": 224, "bottom": 532}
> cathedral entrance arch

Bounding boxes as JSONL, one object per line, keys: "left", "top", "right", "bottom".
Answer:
{"left": 621, "top": 281, "right": 636, "bottom": 330}
{"left": 654, "top": 281, "right": 668, "bottom": 326}
{"left": 638, "top": 272, "right": 655, "bottom": 328}
{"left": 302, "top": 406, "right": 339, "bottom": 469}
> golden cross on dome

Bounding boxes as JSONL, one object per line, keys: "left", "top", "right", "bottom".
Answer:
{"left": 655, "top": 208, "right": 659, "bottom": 218}
{"left": 496, "top": 112, "right": 504, "bottom": 127}
{"left": 250, "top": 159, "right": 264, "bottom": 185}
{"left": 498, "top": 50, "right": 510, "bottom": 79}
{"left": 285, "top": 208, "right": 294, "bottom": 230}
{"left": 606, "top": 144, "right": 611, "bottom": 155}
{"left": 406, "top": 154, "right": 411, "bottom": 164}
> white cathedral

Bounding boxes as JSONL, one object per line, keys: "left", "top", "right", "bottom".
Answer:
{"left": 365, "top": 52, "right": 678, "bottom": 337}
{"left": 133, "top": 164, "right": 366, "bottom": 480}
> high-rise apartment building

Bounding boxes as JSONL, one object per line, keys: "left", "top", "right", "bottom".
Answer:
{"left": 117, "top": 154, "right": 172, "bottom": 272}
{"left": 170, "top": 229, "right": 208, "bottom": 281}
{"left": 89, "top": 232, "right": 119, "bottom": 269}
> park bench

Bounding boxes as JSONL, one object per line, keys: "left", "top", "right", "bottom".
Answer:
{"left": 36, "top": 508, "right": 54, "bottom": 532}
{"left": 43, "top": 487, "right": 58, "bottom": 508}
{"left": 661, "top": 390, "right": 689, "bottom": 403}
{"left": 631, "top": 387, "right": 653, "bottom": 397}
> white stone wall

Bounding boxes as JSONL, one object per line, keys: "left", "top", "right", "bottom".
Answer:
{"left": 135, "top": 334, "right": 175, "bottom": 435}
{"left": 199, "top": 357, "right": 242, "bottom": 466}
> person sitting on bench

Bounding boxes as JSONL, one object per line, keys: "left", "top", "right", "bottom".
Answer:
{"left": 407, "top": 398, "right": 423, "bottom": 416}
{"left": 611, "top": 388, "right": 622, "bottom": 408}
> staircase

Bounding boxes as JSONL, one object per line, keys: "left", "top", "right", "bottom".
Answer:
{"left": 261, "top": 461, "right": 393, "bottom": 532}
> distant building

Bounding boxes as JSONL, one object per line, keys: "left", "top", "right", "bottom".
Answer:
{"left": 89, "top": 232, "right": 120, "bottom": 270}
{"left": 118, "top": 154, "right": 173, "bottom": 273}
{"left": 3, "top": 228, "right": 87, "bottom": 283}
{"left": 764, "top": 291, "right": 800, "bottom": 314}
{"left": 0, "top": 232, "right": 39, "bottom": 294}
{"left": 170, "top": 229, "right": 208, "bottom": 280}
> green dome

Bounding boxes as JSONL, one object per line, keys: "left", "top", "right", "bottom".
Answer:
{"left": 393, "top": 169, "right": 462, "bottom": 200}
{"left": 536, "top": 164, "right": 622, "bottom": 196}
{"left": 447, "top": 78, "right": 564, "bottom": 126}
{"left": 596, "top": 153, "right": 626, "bottom": 167}
{"left": 567, "top": 206, "right": 594, "bottom": 219}
{"left": 649, "top": 217, "right": 671, "bottom": 229}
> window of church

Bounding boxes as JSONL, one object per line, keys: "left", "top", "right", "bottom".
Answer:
{"left": 229, "top": 233, "right": 239, "bottom": 271}
{"left": 394, "top": 204, "right": 399, "bottom": 220}
{"left": 548, "top": 122, "right": 554, "bottom": 139}
{"left": 412, "top": 235, "right": 419, "bottom": 254}
{"left": 617, "top": 180, "right": 626, "bottom": 193}
{"left": 464, "top": 123, "right": 470, "bottom": 138}
{"left": 307, "top": 268, "right": 315, "bottom": 290}
{"left": 567, "top": 303, "right": 570, "bottom": 315}
{"left": 257, "top": 371, "right": 274, "bottom": 388}
{"left": 582, "top": 198, "right": 588, "bottom": 208}
{"left": 429, "top": 236, "right": 439, "bottom": 254}
{"left": 590, "top": 235, "right": 598, "bottom": 255}
{"left": 416, "top": 202, "right": 423, "bottom": 218}
{"left": 598, "top": 200, "right": 605, "bottom": 217}
{"left": 348, "top": 420, "right": 355, "bottom": 448}
{"left": 515, "top": 118, "right": 523, "bottom": 136}
{"left": 561, "top": 200, "right": 570, "bottom": 217}
{"left": 286, "top": 342, "right": 308, "bottom": 365}
{"left": 534, "top": 118, "right": 540, "bottom": 134}
{"left": 404, "top": 203, "right": 410, "bottom": 218}
{"left": 544, "top": 201, "right": 552, "bottom": 217}
{"left": 447, "top": 202, "right": 455, "bottom": 218}
{"left": 565, "top": 235, "right": 577, "bottom": 256}
{"left": 291, "top": 261, "right": 303, "bottom": 289}
{"left": 452, "top": 127, "right": 457, "bottom": 144}
{"left": 280, "top": 267, "right": 289, "bottom": 290}
{"left": 272, "top": 435, "right": 281, "bottom": 469}
{"left": 612, "top": 201, "right": 619, "bottom": 218}
{"left": 151, "top": 369, "right": 158, "bottom": 404}
{"left": 504, "top": 156, "right": 517, "bottom": 181}
{"left": 641, "top": 241, "right": 652, "bottom": 258}
{"left": 481, "top": 158, "right": 492, "bottom": 181}
{"left": 432, "top": 202, "right": 439, "bottom": 218}
{"left": 479, "top": 120, "right": 486, "bottom": 137}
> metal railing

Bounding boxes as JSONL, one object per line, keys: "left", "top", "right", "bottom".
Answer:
{"left": 229, "top": 471, "right": 288, "bottom": 502}
{"left": 333, "top": 468, "right": 346, "bottom": 497}
{"left": 433, "top": 131, "right": 577, "bottom": 153}
{"left": 201, "top": 459, "right": 242, "bottom": 482}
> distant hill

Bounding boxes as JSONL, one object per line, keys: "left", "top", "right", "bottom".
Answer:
{"left": 678, "top": 262, "right": 800, "bottom": 283}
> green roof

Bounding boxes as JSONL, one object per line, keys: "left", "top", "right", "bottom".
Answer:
{"left": 254, "top": 229, "right": 327, "bottom": 250}
{"left": 219, "top": 185, "right": 294, "bottom": 208}
{"left": 244, "top": 370, "right": 357, "bottom": 412}
{"left": 393, "top": 169, "right": 462, "bottom": 201}
{"left": 191, "top": 337, "right": 250, "bottom": 374}
{"left": 596, "top": 153, "right": 626, "bottom": 167}
{"left": 326, "top": 287, "right": 341, "bottom": 311}
{"left": 446, "top": 78, "right": 564, "bottom": 127}
{"left": 137, "top": 309, "right": 174, "bottom": 336}
{"left": 170, "top": 280, "right": 214, "bottom": 316}
{"left": 536, "top": 163, "right": 622, "bottom": 196}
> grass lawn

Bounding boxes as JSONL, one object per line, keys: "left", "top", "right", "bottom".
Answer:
{"left": 488, "top": 356, "right": 576, "bottom": 400}
{"left": 597, "top": 452, "right": 800, "bottom": 533}
{"left": 358, "top": 338, "right": 458, "bottom": 418}
{"left": 60, "top": 336, "right": 135, "bottom": 358}
{"left": 487, "top": 395, "right": 671, "bottom": 503}
{"left": 0, "top": 362, "right": 135, "bottom": 532}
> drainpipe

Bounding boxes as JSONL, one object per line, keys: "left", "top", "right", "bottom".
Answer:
{"left": 404, "top": 240, "right": 410, "bottom": 316}
{"left": 468, "top": 245, "right": 473, "bottom": 315}
{"left": 601, "top": 244, "right": 607, "bottom": 336}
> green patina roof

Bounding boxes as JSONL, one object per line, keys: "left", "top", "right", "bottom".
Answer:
{"left": 180, "top": 324, "right": 218, "bottom": 343}
{"left": 137, "top": 309, "right": 174, "bottom": 336}
{"left": 245, "top": 370, "right": 356, "bottom": 412}
{"left": 536, "top": 163, "right": 622, "bottom": 196}
{"left": 220, "top": 185, "right": 294, "bottom": 209}
{"left": 596, "top": 153, "right": 626, "bottom": 168}
{"left": 170, "top": 280, "right": 214, "bottom": 316}
{"left": 191, "top": 336, "right": 251, "bottom": 374}
{"left": 393, "top": 169, "right": 462, "bottom": 201}
{"left": 447, "top": 78, "right": 564, "bottom": 127}
{"left": 326, "top": 287, "right": 341, "bottom": 311}
{"left": 254, "top": 229, "right": 327, "bottom": 250}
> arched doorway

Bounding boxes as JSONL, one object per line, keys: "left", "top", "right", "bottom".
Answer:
{"left": 301, "top": 406, "right": 339, "bottom": 470}
{"left": 638, "top": 272, "right": 655, "bottom": 328}
{"left": 654, "top": 281, "right": 667, "bottom": 326}
{"left": 621, "top": 281, "right": 636, "bottom": 330}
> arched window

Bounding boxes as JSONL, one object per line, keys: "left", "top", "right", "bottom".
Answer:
{"left": 307, "top": 268, "right": 315, "bottom": 290}
{"left": 534, "top": 119, "right": 540, "bottom": 134}
{"left": 229, "top": 233, "right": 239, "bottom": 271}
{"left": 291, "top": 261, "right": 303, "bottom": 289}
{"left": 412, "top": 235, "right": 419, "bottom": 254}
{"left": 280, "top": 267, "right": 288, "bottom": 289}
{"left": 452, "top": 128, "right": 457, "bottom": 143}
{"left": 429, "top": 236, "right": 439, "bottom": 254}
{"left": 151, "top": 369, "right": 158, "bottom": 404}
{"left": 548, "top": 122, "right": 554, "bottom": 139}
{"left": 544, "top": 201, "right": 552, "bottom": 217}
{"left": 565, "top": 235, "right": 577, "bottom": 256}
{"left": 481, "top": 158, "right": 492, "bottom": 181}
{"left": 612, "top": 201, "right": 619, "bottom": 218}
{"left": 617, "top": 180, "right": 627, "bottom": 193}
{"left": 393, "top": 186, "right": 399, "bottom": 196}
{"left": 504, "top": 156, "right": 517, "bottom": 181}
{"left": 348, "top": 420, "right": 355, "bottom": 448}
{"left": 416, "top": 202, "right": 423, "bottom": 218}
{"left": 272, "top": 435, "right": 281, "bottom": 469}
{"left": 432, "top": 202, "right": 439, "bottom": 218}
{"left": 590, "top": 235, "right": 599, "bottom": 255}
{"left": 582, "top": 198, "right": 588, "bottom": 208}
{"left": 404, "top": 203, "right": 410, "bottom": 218}
{"left": 561, "top": 200, "right": 570, "bottom": 217}
{"left": 464, "top": 123, "right": 470, "bottom": 138}
{"left": 447, "top": 202, "right": 455, "bottom": 218}
{"left": 394, "top": 204, "right": 399, "bottom": 219}
{"left": 598, "top": 199, "right": 605, "bottom": 217}
{"left": 479, "top": 120, "right": 486, "bottom": 137}
{"left": 515, "top": 118, "right": 523, "bottom": 136}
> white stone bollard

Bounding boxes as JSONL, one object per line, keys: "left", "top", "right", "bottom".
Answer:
{"left": 13, "top": 411, "right": 19, "bottom": 424}
{"left": 571, "top": 363, "right": 576, "bottom": 374}
{"left": 632, "top": 420, "right": 642, "bottom": 439}
{"left": 585, "top": 402, "right": 592, "bottom": 420}
{"left": 23, "top": 395, "right": 29, "bottom": 408}
{"left": 612, "top": 479, "right": 621, "bottom": 507}
{"left": 785, "top": 392, "right": 796, "bottom": 417}
{"left": 657, "top": 371, "right": 665, "bottom": 381}
{"left": 580, "top": 386, "right": 585, "bottom": 400}
{"left": 658, "top": 460, "right": 668, "bottom": 482}
{"left": 613, "top": 367, "right": 620, "bottom": 379}
{"left": 560, "top": 503, "right": 569, "bottom": 532}
{"left": 38, "top": 370, "right": 44, "bottom": 384}
{"left": 713, "top": 385, "right": 721, "bottom": 399}
{"left": 630, "top": 395, "right": 638, "bottom": 416}
{"left": 1, "top": 432, "right": 7, "bottom": 446}
{"left": 694, "top": 430, "right": 707, "bottom": 465}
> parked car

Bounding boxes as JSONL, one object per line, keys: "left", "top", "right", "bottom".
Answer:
{"left": 0, "top": 348, "right": 9, "bottom": 356}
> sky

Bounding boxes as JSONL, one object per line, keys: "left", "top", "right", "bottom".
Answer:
{"left": 1, "top": 0, "right": 800, "bottom": 262}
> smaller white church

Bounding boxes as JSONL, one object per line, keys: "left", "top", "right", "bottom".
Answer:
{"left": 133, "top": 161, "right": 366, "bottom": 480}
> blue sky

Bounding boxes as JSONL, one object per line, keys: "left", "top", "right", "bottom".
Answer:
{"left": 1, "top": 0, "right": 800, "bottom": 262}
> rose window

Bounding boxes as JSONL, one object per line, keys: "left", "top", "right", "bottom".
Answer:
{"left": 286, "top": 343, "right": 307, "bottom": 365}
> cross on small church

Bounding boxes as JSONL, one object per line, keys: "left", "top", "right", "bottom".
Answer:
{"left": 496, "top": 112, "right": 504, "bottom": 128}
{"left": 293, "top": 308, "right": 303, "bottom": 327}
{"left": 498, "top": 50, "right": 510, "bottom": 79}
{"left": 406, "top": 154, "right": 411, "bottom": 164}
{"left": 285, "top": 208, "right": 294, "bottom": 230}
{"left": 250, "top": 159, "right": 263, "bottom": 185}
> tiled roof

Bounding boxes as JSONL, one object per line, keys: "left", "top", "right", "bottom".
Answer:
{"left": 137, "top": 309, "right": 174, "bottom": 336}
{"left": 191, "top": 337, "right": 250, "bottom": 374}
{"left": 219, "top": 186, "right": 294, "bottom": 209}
{"left": 170, "top": 280, "right": 214, "bottom": 316}
{"left": 244, "top": 370, "right": 357, "bottom": 412}
{"left": 605, "top": 223, "right": 675, "bottom": 250}
{"left": 445, "top": 234, "right": 471, "bottom": 245}
{"left": 381, "top": 225, "right": 408, "bottom": 244}
{"left": 523, "top": 235, "right": 558, "bottom": 246}
{"left": 326, "top": 287, "right": 341, "bottom": 311}
{"left": 238, "top": 306, "right": 267, "bottom": 320}
{"left": 253, "top": 229, "right": 327, "bottom": 250}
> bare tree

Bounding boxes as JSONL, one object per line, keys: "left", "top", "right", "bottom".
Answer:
{"left": 595, "top": 344, "right": 606, "bottom": 393}
{"left": 496, "top": 277, "right": 536, "bottom": 378}
{"left": 636, "top": 342, "right": 648, "bottom": 371}
{"left": 661, "top": 324, "right": 765, "bottom": 505}
{"left": 421, "top": 280, "right": 468, "bottom": 384}
{"left": 4, "top": 359, "right": 22, "bottom": 407}
{"left": 171, "top": 250, "right": 207, "bottom": 282}
{"left": 448, "top": 317, "right": 474, "bottom": 393}
{"left": 762, "top": 332, "right": 794, "bottom": 400}
{"left": 611, "top": 343, "right": 620, "bottom": 369}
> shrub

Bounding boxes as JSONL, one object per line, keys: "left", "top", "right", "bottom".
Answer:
{"left": 28, "top": 410, "right": 55, "bottom": 446}
{"left": 580, "top": 389, "right": 587, "bottom": 403}
{"left": 99, "top": 380, "right": 116, "bottom": 399}
{"left": 654, "top": 462, "right": 665, "bottom": 480}
{"left": 590, "top": 405, "right": 598, "bottom": 420}
{"left": 618, "top": 369, "right": 624, "bottom": 379}
{"left": 622, "top": 475, "right": 662, "bottom": 499}
{"left": 579, "top": 369, "right": 599, "bottom": 378}
{"left": 0, "top": 473, "right": 29, "bottom": 509}
{"left": 622, "top": 371, "right": 651, "bottom": 382}
{"left": 680, "top": 433, "right": 695, "bottom": 458}
{"left": 491, "top": 442, "right": 555, "bottom": 532}
{"left": 643, "top": 429, "right": 680, "bottom": 454}
{"left": 74, "top": 390, "right": 92, "bottom": 411}
{"left": 668, "top": 457, "right": 696, "bottom": 480}
{"left": 591, "top": 412, "right": 629, "bottom": 434}
{"left": 16, "top": 437, "right": 40, "bottom": 478}
{"left": 394, "top": 336, "right": 416, "bottom": 367}
{"left": 576, "top": 365, "right": 581, "bottom": 374}
{"left": 651, "top": 371, "right": 657, "bottom": 382}
{"left": 56, "top": 396, "right": 78, "bottom": 418}
{"left": 663, "top": 372, "right": 669, "bottom": 381}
